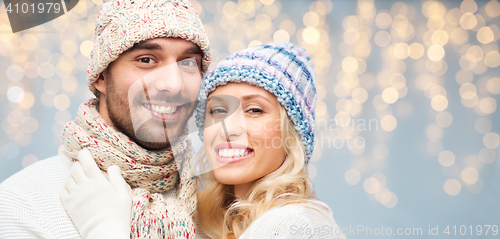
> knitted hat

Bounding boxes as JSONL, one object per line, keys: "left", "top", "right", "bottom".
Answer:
{"left": 87, "top": 0, "right": 211, "bottom": 95}
{"left": 195, "top": 42, "right": 317, "bottom": 163}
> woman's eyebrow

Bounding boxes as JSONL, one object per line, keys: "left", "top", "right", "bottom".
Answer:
{"left": 241, "top": 94, "right": 272, "bottom": 103}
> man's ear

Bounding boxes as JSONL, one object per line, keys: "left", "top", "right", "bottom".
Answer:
{"left": 94, "top": 71, "right": 107, "bottom": 95}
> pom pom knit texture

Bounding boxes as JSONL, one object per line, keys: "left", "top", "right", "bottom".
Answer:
{"left": 195, "top": 42, "right": 317, "bottom": 163}
{"left": 87, "top": 0, "right": 211, "bottom": 95}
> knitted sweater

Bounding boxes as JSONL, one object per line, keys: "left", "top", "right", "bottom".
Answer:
{"left": 0, "top": 153, "right": 207, "bottom": 238}
{"left": 240, "top": 203, "right": 346, "bottom": 239}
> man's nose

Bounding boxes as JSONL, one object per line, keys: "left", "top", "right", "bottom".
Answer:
{"left": 153, "top": 62, "right": 184, "bottom": 95}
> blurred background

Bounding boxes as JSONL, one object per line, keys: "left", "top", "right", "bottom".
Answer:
{"left": 1, "top": 0, "right": 499, "bottom": 237}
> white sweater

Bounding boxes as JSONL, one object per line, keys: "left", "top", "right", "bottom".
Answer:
{"left": 0, "top": 153, "right": 207, "bottom": 239}
{"left": 240, "top": 203, "right": 346, "bottom": 239}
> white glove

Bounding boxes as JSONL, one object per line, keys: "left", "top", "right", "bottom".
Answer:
{"left": 60, "top": 149, "right": 132, "bottom": 239}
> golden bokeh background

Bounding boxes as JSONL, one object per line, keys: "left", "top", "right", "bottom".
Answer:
{"left": 1, "top": 0, "right": 499, "bottom": 230}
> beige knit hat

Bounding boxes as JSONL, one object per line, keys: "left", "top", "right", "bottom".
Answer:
{"left": 87, "top": 0, "right": 211, "bottom": 95}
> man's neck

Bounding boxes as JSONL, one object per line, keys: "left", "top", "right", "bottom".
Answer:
{"left": 96, "top": 95, "right": 115, "bottom": 128}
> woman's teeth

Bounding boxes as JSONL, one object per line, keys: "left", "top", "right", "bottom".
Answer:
{"left": 218, "top": 148, "right": 252, "bottom": 158}
{"left": 144, "top": 104, "right": 178, "bottom": 115}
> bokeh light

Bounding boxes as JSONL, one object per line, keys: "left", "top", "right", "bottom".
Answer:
{"left": 431, "top": 95, "right": 448, "bottom": 111}
{"left": 435, "top": 111, "right": 453, "bottom": 127}
{"left": 484, "top": 50, "right": 500, "bottom": 68}
{"left": 427, "top": 44, "right": 445, "bottom": 61}
{"left": 380, "top": 115, "right": 397, "bottom": 131}
{"left": 460, "top": 12, "right": 477, "bottom": 30}
{"left": 443, "top": 179, "right": 462, "bottom": 196}
{"left": 21, "top": 154, "right": 39, "bottom": 168}
{"left": 478, "top": 97, "right": 497, "bottom": 114}
{"left": 474, "top": 117, "right": 492, "bottom": 134}
{"left": 461, "top": 167, "right": 479, "bottom": 185}
{"left": 382, "top": 87, "right": 399, "bottom": 104}
{"left": 478, "top": 148, "right": 496, "bottom": 164}
{"left": 363, "top": 177, "right": 381, "bottom": 194}
{"left": 485, "top": 1, "right": 500, "bottom": 17}
{"left": 438, "top": 150, "right": 456, "bottom": 167}
{"left": 345, "top": 169, "right": 361, "bottom": 185}
{"left": 7, "top": 86, "right": 25, "bottom": 103}
{"left": 483, "top": 132, "right": 500, "bottom": 149}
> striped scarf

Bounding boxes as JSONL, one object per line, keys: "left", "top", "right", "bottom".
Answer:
{"left": 60, "top": 98, "right": 197, "bottom": 238}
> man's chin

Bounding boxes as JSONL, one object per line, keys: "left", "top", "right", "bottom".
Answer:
{"left": 127, "top": 109, "right": 192, "bottom": 149}
{"left": 134, "top": 129, "right": 184, "bottom": 150}
{"left": 134, "top": 139, "right": 171, "bottom": 151}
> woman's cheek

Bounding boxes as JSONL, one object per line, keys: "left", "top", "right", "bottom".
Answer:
{"left": 246, "top": 117, "right": 262, "bottom": 132}
{"left": 248, "top": 119, "right": 270, "bottom": 145}
{"left": 264, "top": 119, "right": 281, "bottom": 138}
{"left": 248, "top": 132, "right": 262, "bottom": 149}
{"left": 203, "top": 127, "right": 216, "bottom": 149}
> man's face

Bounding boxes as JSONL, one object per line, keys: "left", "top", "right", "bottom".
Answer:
{"left": 95, "top": 38, "right": 203, "bottom": 150}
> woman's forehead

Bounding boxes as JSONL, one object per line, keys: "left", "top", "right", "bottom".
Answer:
{"left": 210, "top": 82, "right": 277, "bottom": 102}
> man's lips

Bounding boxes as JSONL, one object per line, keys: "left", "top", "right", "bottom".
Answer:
{"left": 142, "top": 102, "right": 182, "bottom": 121}
{"left": 214, "top": 143, "right": 254, "bottom": 164}
{"left": 143, "top": 101, "right": 182, "bottom": 107}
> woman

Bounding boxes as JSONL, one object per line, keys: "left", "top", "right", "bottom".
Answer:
{"left": 62, "top": 42, "right": 345, "bottom": 238}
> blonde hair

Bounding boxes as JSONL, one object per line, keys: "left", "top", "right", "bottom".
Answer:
{"left": 196, "top": 105, "right": 319, "bottom": 238}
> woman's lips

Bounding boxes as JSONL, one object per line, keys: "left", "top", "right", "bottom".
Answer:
{"left": 214, "top": 143, "right": 254, "bottom": 164}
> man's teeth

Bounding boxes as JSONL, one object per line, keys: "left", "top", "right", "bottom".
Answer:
{"left": 144, "top": 104, "right": 178, "bottom": 115}
{"left": 218, "top": 149, "right": 251, "bottom": 158}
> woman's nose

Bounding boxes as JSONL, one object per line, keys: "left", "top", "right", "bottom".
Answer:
{"left": 219, "top": 106, "right": 246, "bottom": 141}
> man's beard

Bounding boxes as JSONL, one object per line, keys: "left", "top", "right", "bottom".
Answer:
{"left": 104, "top": 74, "right": 195, "bottom": 151}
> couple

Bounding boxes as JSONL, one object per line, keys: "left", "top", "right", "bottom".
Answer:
{"left": 0, "top": 0, "right": 344, "bottom": 238}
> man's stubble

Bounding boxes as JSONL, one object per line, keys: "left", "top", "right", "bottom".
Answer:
{"left": 103, "top": 71, "right": 194, "bottom": 151}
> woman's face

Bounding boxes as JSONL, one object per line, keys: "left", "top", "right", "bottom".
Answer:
{"left": 203, "top": 83, "right": 286, "bottom": 190}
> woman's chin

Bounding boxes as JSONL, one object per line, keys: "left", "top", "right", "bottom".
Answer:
{"left": 213, "top": 170, "right": 250, "bottom": 186}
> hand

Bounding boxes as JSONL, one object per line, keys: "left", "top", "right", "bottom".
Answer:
{"left": 60, "top": 149, "right": 132, "bottom": 239}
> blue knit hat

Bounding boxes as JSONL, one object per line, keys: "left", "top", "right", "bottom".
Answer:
{"left": 195, "top": 42, "right": 317, "bottom": 163}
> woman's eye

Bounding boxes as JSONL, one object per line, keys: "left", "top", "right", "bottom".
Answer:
{"left": 247, "top": 108, "right": 263, "bottom": 114}
{"left": 138, "top": 57, "right": 156, "bottom": 64}
{"left": 210, "top": 108, "right": 228, "bottom": 115}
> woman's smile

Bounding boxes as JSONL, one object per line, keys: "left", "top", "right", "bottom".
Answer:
{"left": 214, "top": 143, "right": 255, "bottom": 164}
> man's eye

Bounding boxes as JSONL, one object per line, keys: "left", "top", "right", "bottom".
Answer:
{"left": 138, "top": 57, "right": 156, "bottom": 64}
{"left": 178, "top": 59, "right": 197, "bottom": 67}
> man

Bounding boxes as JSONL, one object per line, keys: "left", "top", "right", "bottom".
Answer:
{"left": 0, "top": 0, "right": 211, "bottom": 238}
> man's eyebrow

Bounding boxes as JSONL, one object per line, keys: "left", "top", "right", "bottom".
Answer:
{"left": 124, "top": 43, "right": 202, "bottom": 56}
{"left": 184, "top": 46, "right": 203, "bottom": 55}
{"left": 241, "top": 94, "right": 272, "bottom": 103}
{"left": 125, "top": 42, "right": 163, "bottom": 53}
